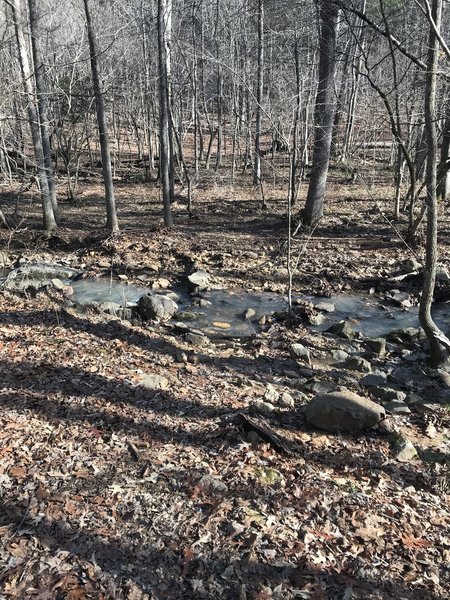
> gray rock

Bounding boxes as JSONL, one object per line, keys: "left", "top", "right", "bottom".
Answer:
{"left": 199, "top": 298, "right": 212, "bottom": 307}
{"left": 290, "top": 343, "right": 311, "bottom": 362}
{"left": 2, "top": 262, "right": 80, "bottom": 293}
{"left": 199, "top": 475, "right": 228, "bottom": 494}
{"left": 176, "top": 310, "right": 199, "bottom": 321}
{"left": 390, "top": 291, "right": 413, "bottom": 308}
{"left": 360, "top": 373, "right": 388, "bottom": 387}
{"left": 332, "top": 350, "right": 349, "bottom": 362}
{"left": 394, "top": 437, "right": 418, "bottom": 462}
{"left": 363, "top": 338, "right": 386, "bottom": 357}
{"left": 279, "top": 392, "right": 295, "bottom": 408}
{"left": 308, "top": 381, "right": 336, "bottom": 394}
{"left": 345, "top": 356, "right": 372, "bottom": 373}
{"left": 326, "top": 320, "right": 355, "bottom": 340}
{"left": 185, "top": 332, "right": 208, "bottom": 347}
{"left": 138, "top": 374, "right": 169, "bottom": 391}
{"left": 385, "top": 400, "right": 411, "bottom": 415}
{"left": 304, "top": 390, "right": 385, "bottom": 433}
{"left": 387, "top": 327, "right": 422, "bottom": 344}
{"left": 137, "top": 294, "right": 178, "bottom": 321}
{"left": 99, "top": 301, "right": 121, "bottom": 315}
{"left": 315, "top": 301, "right": 335, "bottom": 313}
{"left": 188, "top": 270, "right": 211, "bottom": 288}
{"left": 264, "top": 384, "right": 280, "bottom": 403}
{"left": 402, "top": 258, "right": 422, "bottom": 272}
{"left": 250, "top": 400, "right": 276, "bottom": 415}
{"left": 309, "top": 313, "right": 326, "bottom": 325}
{"left": 369, "top": 386, "right": 406, "bottom": 403}
{"left": 243, "top": 308, "right": 256, "bottom": 320}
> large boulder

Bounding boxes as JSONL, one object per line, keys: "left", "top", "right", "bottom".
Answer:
{"left": 1, "top": 262, "right": 80, "bottom": 293}
{"left": 304, "top": 390, "right": 385, "bottom": 433}
{"left": 137, "top": 293, "right": 178, "bottom": 321}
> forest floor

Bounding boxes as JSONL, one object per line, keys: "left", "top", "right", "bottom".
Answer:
{"left": 0, "top": 166, "right": 450, "bottom": 599}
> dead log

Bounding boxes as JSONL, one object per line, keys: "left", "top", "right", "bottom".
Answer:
{"left": 235, "top": 412, "right": 302, "bottom": 456}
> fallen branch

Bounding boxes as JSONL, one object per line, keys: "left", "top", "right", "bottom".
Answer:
{"left": 236, "top": 412, "right": 302, "bottom": 456}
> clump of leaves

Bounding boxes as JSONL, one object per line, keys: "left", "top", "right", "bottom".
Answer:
{"left": 254, "top": 466, "right": 282, "bottom": 485}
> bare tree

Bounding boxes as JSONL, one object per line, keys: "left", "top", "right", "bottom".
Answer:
{"left": 83, "top": 0, "right": 119, "bottom": 234}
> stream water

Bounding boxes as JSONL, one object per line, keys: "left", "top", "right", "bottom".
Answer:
{"left": 68, "top": 277, "right": 450, "bottom": 339}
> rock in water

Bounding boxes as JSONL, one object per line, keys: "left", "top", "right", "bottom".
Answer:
{"left": 137, "top": 294, "right": 178, "bottom": 320}
{"left": 326, "top": 320, "right": 355, "bottom": 340}
{"left": 1, "top": 262, "right": 80, "bottom": 293}
{"left": 304, "top": 390, "right": 385, "bottom": 433}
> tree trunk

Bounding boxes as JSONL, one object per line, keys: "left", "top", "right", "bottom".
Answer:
{"left": 157, "top": 0, "right": 174, "bottom": 227}
{"left": 28, "top": 0, "right": 57, "bottom": 217}
{"left": 303, "top": 0, "right": 339, "bottom": 226}
{"left": 419, "top": 0, "right": 449, "bottom": 367}
{"left": 437, "top": 113, "right": 450, "bottom": 200}
{"left": 11, "top": 0, "right": 56, "bottom": 233}
{"left": 83, "top": 0, "right": 119, "bottom": 234}
{"left": 253, "top": 0, "right": 264, "bottom": 190}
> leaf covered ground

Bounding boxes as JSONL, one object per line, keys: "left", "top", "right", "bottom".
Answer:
{"left": 0, "top": 172, "right": 450, "bottom": 599}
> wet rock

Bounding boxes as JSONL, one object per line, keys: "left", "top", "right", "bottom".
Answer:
{"left": 304, "top": 390, "right": 385, "bottom": 433}
{"left": 369, "top": 386, "right": 406, "bottom": 403}
{"left": 176, "top": 310, "right": 198, "bottom": 321}
{"left": 51, "top": 278, "right": 67, "bottom": 291}
{"left": 389, "top": 291, "right": 413, "bottom": 308}
{"left": 309, "top": 313, "right": 326, "bottom": 325}
{"left": 394, "top": 437, "right": 418, "bottom": 462}
{"left": 243, "top": 308, "right": 256, "bottom": 320}
{"left": 138, "top": 374, "right": 169, "bottom": 391}
{"left": 363, "top": 338, "right": 386, "bottom": 357}
{"left": 326, "top": 320, "right": 355, "bottom": 340}
{"left": 345, "top": 356, "right": 372, "bottom": 373}
{"left": 315, "top": 301, "right": 335, "bottom": 313}
{"left": 137, "top": 294, "right": 178, "bottom": 321}
{"left": 387, "top": 327, "right": 422, "bottom": 344}
{"left": 99, "top": 301, "right": 121, "bottom": 315}
{"left": 1, "top": 262, "right": 80, "bottom": 293}
{"left": 188, "top": 270, "right": 211, "bottom": 288}
{"left": 279, "top": 392, "right": 295, "bottom": 408}
{"left": 264, "top": 384, "right": 280, "bottom": 403}
{"left": 198, "top": 298, "right": 212, "bottom": 308}
{"left": 290, "top": 343, "right": 311, "bottom": 362}
{"left": 199, "top": 475, "right": 228, "bottom": 494}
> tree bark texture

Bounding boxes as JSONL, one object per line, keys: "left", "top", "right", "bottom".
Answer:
{"left": 157, "top": 0, "right": 174, "bottom": 227}
{"left": 304, "top": 0, "right": 339, "bottom": 226}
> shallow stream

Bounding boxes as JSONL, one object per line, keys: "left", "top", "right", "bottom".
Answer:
{"left": 68, "top": 277, "right": 450, "bottom": 339}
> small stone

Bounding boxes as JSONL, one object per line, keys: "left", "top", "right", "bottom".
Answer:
{"left": 175, "top": 350, "right": 188, "bottom": 363}
{"left": 158, "top": 278, "right": 170, "bottom": 289}
{"left": 243, "top": 308, "right": 256, "bottom": 320}
{"left": 51, "top": 278, "right": 66, "bottom": 290}
{"left": 199, "top": 475, "right": 228, "bottom": 494}
{"left": 138, "top": 374, "right": 169, "bottom": 391}
{"left": 360, "top": 373, "right": 388, "bottom": 387}
{"left": 332, "top": 350, "right": 349, "bottom": 362}
{"left": 309, "top": 313, "right": 326, "bottom": 325}
{"left": 385, "top": 400, "right": 411, "bottom": 415}
{"left": 117, "top": 274, "right": 128, "bottom": 281}
{"left": 402, "top": 258, "right": 422, "bottom": 272}
{"left": 264, "top": 384, "right": 280, "bottom": 403}
{"left": 290, "top": 343, "right": 311, "bottom": 362}
{"left": 394, "top": 438, "right": 418, "bottom": 462}
{"left": 345, "top": 356, "right": 372, "bottom": 373}
{"left": 326, "top": 320, "right": 355, "bottom": 340}
{"left": 188, "top": 270, "right": 211, "bottom": 288}
{"left": 363, "top": 338, "right": 386, "bottom": 357}
{"left": 309, "top": 381, "right": 336, "bottom": 394}
{"left": 251, "top": 400, "right": 276, "bottom": 415}
{"left": 199, "top": 299, "right": 212, "bottom": 307}
{"left": 279, "top": 392, "right": 295, "bottom": 408}
{"left": 315, "top": 301, "right": 335, "bottom": 313}
{"left": 370, "top": 386, "right": 406, "bottom": 403}
{"left": 185, "top": 332, "right": 207, "bottom": 347}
